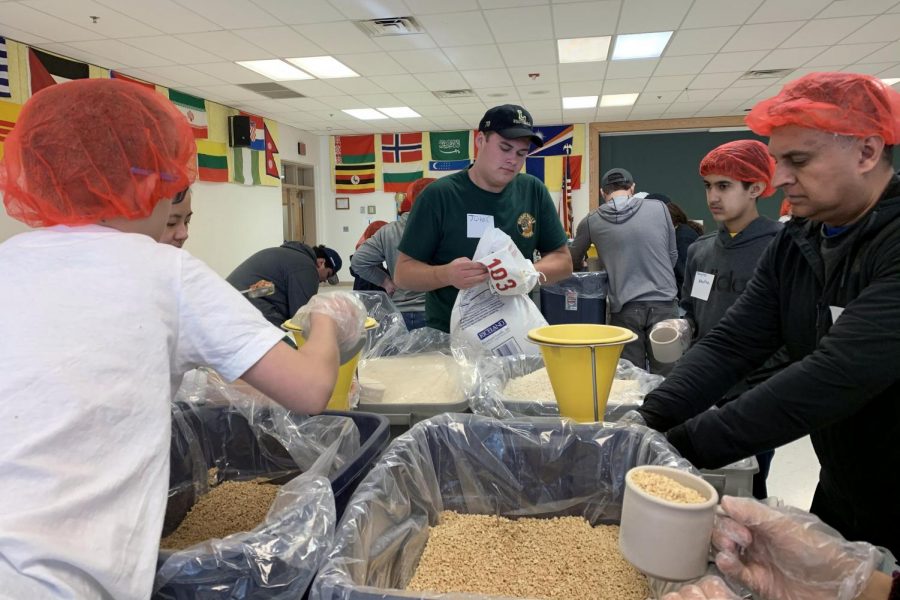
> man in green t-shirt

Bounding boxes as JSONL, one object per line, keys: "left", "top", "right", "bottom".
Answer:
{"left": 395, "top": 104, "right": 573, "bottom": 332}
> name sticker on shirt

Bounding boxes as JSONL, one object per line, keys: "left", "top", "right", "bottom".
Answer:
{"left": 830, "top": 305, "right": 845, "bottom": 324}
{"left": 467, "top": 213, "right": 494, "bottom": 238}
{"left": 690, "top": 271, "right": 715, "bottom": 302}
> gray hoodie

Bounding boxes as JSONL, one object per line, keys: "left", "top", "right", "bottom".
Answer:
{"left": 350, "top": 213, "right": 425, "bottom": 312}
{"left": 571, "top": 195, "right": 678, "bottom": 312}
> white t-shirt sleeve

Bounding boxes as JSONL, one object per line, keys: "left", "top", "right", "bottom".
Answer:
{"left": 174, "top": 253, "right": 286, "bottom": 381}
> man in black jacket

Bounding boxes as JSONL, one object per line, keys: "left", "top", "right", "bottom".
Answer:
{"left": 635, "top": 72, "right": 900, "bottom": 555}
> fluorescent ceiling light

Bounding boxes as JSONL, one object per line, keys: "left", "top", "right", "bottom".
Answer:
{"left": 563, "top": 95, "right": 598, "bottom": 109}
{"left": 883, "top": 78, "right": 900, "bottom": 86}
{"left": 377, "top": 106, "right": 421, "bottom": 118}
{"left": 558, "top": 36, "right": 611, "bottom": 63}
{"left": 287, "top": 56, "right": 359, "bottom": 79}
{"left": 600, "top": 93, "right": 639, "bottom": 107}
{"left": 343, "top": 108, "right": 388, "bottom": 120}
{"left": 612, "top": 31, "right": 672, "bottom": 60}
{"left": 236, "top": 59, "right": 312, "bottom": 81}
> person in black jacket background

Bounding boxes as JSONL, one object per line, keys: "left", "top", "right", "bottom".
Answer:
{"left": 634, "top": 72, "right": 900, "bottom": 556}
{"left": 647, "top": 193, "right": 703, "bottom": 296}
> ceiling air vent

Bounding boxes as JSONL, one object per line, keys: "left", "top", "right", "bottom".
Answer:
{"left": 433, "top": 89, "right": 476, "bottom": 99}
{"left": 355, "top": 17, "right": 423, "bottom": 37}
{"left": 740, "top": 68, "right": 794, "bottom": 80}
{"left": 239, "top": 83, "right": 305, "bottom": 99}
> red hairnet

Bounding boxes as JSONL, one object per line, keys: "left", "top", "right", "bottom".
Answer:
{"left": 1, "top": 78, "right": 196, "bottom": 227}
{"left": 356, "top": 220, "right": 388, "bottom": 249}
{"left": 780, "top": 199, "right": 792, "bottom": 217}
{"left": 400, "top": 177, "right": 436, "bottom": 213}
{"left": 699, "top": 139, "right": 776, "bottom": 198}
{"left": 746, "top": 72, "right": 900, "bottom": 144}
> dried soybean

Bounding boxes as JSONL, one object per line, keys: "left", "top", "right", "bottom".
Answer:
{"left": 631, "top": 471, "right": 706, "bottom": 504}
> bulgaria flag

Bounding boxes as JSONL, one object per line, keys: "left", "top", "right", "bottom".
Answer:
{"left": 168, "top": 89, "right": 208, "bottom": 139}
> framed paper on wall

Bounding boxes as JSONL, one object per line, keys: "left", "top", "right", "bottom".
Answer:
{"left": 367, "top": 205, "right": 376, "bottom": 215}
{"left": 335, "top": 197, "right": 350, "bottom": 210}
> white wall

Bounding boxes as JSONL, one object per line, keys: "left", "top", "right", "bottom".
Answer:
{"left": 0, "top": 207, "right": 31, "bottom": 242}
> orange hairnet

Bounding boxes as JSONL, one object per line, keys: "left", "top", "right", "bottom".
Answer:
{"left": 780, "top": 199, "right": 792, "bottom": 218}
{"left": 400, "top": 177, "right": 437, "bottom": 213}
{"left": 699, "top": 139, "right": 776, "bottom": 198}
{"left": 356, "top": 220, "right": 388, "bottom": 249}
{"left": 1, "top": 78, "right": 196, "bottom": 227}
{"left": 746, "top": 72, "right": 900, "bottom": 144}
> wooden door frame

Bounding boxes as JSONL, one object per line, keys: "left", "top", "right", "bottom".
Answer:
{"left": 588, "top": 115, "right": 746, "bottom": 211}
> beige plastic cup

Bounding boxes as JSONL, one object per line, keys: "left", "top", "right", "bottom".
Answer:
{"left": 649, "top": 326, "right": 684, "bottom": 364}
{"left": 619, "top": 465, "right": 718, "bottom": 581}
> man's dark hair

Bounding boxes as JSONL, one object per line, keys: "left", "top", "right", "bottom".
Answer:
{"left": 601, "top": 181, "right": 633, "bottom": 195}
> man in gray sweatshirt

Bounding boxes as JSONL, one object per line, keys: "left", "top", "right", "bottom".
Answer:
{"left": 351, "top": 178, "right": 435, "bottom": 330}
{"left": 570, "top": 168, "right": 678, "bottom": 374}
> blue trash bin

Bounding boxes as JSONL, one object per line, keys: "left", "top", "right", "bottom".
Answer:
{"left": 539, "top": 271, "right": 608, "bottom": 325}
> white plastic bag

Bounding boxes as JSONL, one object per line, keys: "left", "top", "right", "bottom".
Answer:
{"left": 450, "top": 228, "right": 547, "bottom": 356}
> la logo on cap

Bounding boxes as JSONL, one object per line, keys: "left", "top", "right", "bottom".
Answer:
{"left": 514, "top": 109, "right": 529, "bottom": 126}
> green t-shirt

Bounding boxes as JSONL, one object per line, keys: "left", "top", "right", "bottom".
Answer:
{"left": 398, "top": 169, "right": 568, "bottom": 332}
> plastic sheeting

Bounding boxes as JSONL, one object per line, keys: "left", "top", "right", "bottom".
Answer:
{"left": 310, "top": 413, "right": 707, "bottom": 600}
{"left": 154, "top": 370, "right": 362, "bottom": 599}
{"left": 468, "top": 355, "right": 664, "bottom": 420}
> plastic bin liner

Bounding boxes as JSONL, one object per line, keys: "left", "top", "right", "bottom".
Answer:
{"left": 540, "top": 271, "right": 608, "bottom": 299}
{"left": 467, "top": 354, "right": 664, "bottom": 420}
{"left": 539, "top": 272, "right": 608, "bottom": 325}
{"left": 154, "top": 371, "right": 362, "bottom": 599}
{"left": 310, "top": 413, "right": 707, "bottom": 600}
{"left": 352, "top": 291, "right": 407, "bottom": 359}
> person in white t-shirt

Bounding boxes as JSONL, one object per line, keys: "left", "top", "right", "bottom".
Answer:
{"left": 0, "top": 79, "right": 365, "bottom": 599}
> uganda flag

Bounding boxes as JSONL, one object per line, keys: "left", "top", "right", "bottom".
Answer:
{"left": 335, "top": 164, "right": 375, "bottom": 194}
{"left": 334, "top": 134, "right": 375, "bottom": 193}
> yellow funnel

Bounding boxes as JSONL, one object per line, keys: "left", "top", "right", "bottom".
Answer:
{"left": 528, "top": 324, "right": 637, "bottom": 422}
{"left": 282, "top": 317, "right": 378, "bottom": 410}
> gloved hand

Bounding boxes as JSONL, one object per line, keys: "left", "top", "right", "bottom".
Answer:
{"left": 661, "top": 576, "right": 739, "bottom": 600}
{"left": 712, "top": 495, "right": 881, "bottom": 600}
{"left": 618, "top": 409, "right": 647, "bottom": 427}
{"left": 291, "top": 292, "right": 367, "bottom": 363}
{"left": 649, "top": 319, "right": 693, "bottom": 363}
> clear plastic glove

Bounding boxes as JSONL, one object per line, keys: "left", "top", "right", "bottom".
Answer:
{"left": 712, "top": 495, "right": 881, "bottom": 600}
{"left": 618, "top": 409, "right": 647, "bottom": 427}
{"left": 291, "top": 292, "right": 367, "bottom": 363}
{"left": 649, "top": 318, "right": 693, "bottom": 363}
{"left": 661, "top": 576, "right": 740, "bottom": 600}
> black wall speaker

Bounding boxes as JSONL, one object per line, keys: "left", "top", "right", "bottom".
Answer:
{"left": 228, "top": 115, "right": 251, "bottom": 148}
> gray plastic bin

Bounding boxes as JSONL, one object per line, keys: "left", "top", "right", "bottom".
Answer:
{"left": 539, "top": 271, "right": 608, "bottom": 325}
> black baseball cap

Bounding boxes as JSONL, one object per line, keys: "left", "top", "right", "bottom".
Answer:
{"left": 601, "top": 168, "right": 634, "bottom": 188}
{"left": 478, "top": 104, "right": 543, "bottom": 147}
{"left": 314, "top": 245, "right": 342, "bottom": 285}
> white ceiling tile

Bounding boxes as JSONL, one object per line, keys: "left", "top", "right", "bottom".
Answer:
{"left": 124, "top": 36, "right": 222, "bottom": 64}
{"left": 315, "top": 95, "right": 368, "bottom": 110}
{"left": 443, "top": 45, "right": 506, "bottom": 70}
{"left": 690, "top": 71, "right": 742, "bottom": 88}
{"left": 0, "top": 3, "right": 102, "bottom": 42}
{"left": 326, "top": 77, "right": 389, "bottom": 94}
{"left": 520, "top": 95, "right": 563, "bottom": 109}
{"left": 337, "top": 52, "right": 407, "bottom": 76}
{"left": 139, "top": 65, "right": 223, "bottom": 85}
{"left": 249, "top": 0, "right": 344, "bottom": 24}
{"left": 498, "top": 41, "right": 557, "bottom": 67}
{"left": 475, "top": 86, "right": 521, "bottom": 102}
{"left": 394, "top": 91, "right": 445, "bottom": 105}
{"left": 714, "top": 85, "right": 768, "bottom": 100}
{"left": 95, "top": 0, "right": 219, "bottom": 34}
{"left": 238, "top": 98, "right": 295, "bottom": 113}
{"left": 701, "top": 99, "right": 742, "bottom": 113}
{"left": 67, "top": 39, "right": 173, "bottom": 67}
{"left": 516, "top": 82, "right": 560, "bottom": 98}
{"left": 654, "top": 54, "right": 712, "bottom": 76}
{"left": 477, "top": 0, "right": 547, "bottom": 8}
{"left": 390, "top": 48, "right": 454, "bottom": 72}
{"left": 754, "top": 47, "right": 828, "bottom": 70}
{"left": 818, "top": 0, "right": 897, "bottom": 18}
{"left": 233, "top": 27, "right": 324, "bottom": 58}
{"left": 878, "top": 64, "right": 900, "bottom": 77}
{"left": 177, "top": 31, "right": 271, "bottom": 61}
{"left": 277, "top": 97, "right": 333, "bottom": 111}
{"left": 404, "top": 0, "right": 480, "bottom": 13}
{"left": 329, "top": 0, "right": 412, "bottom": 20}
{"left": 681, "top": 0, "right": 764, "bottom": 28}
{"left": 628, "top": 106, "right": 666, "bottom": 119}
{"left": 780, "top": 16, "right": 875, "bottom": 48}
{"left": 696, "top": 105, "right": 740, "bottom": 117}
{"left": 352, "top": 92, "right": 401, "bottom": 106}
{"left": 722, "top": 22, "right": 804, "bottom": 52}
{"left": 373, "top": 33, "right": 438, "bottom": 52}
{"left": 617, "top": 0, "right": 692, "bottom": 34}
{"left": 185, "top": 61, "right": 269, "bottom": 83}
{"left": 704, "top": 51, "right": 767, "bottom": 73}
{"left": 368, "top": 74, "right": 427, "bottom": 92}
{"left": 635, "top": 90, "right": 679, "bottom": 104}
{"left": 558, "top": 62, "right": 608, "bottom": 82}
{"left": 192, "top": 84, "right": 269, "bottom": 101}
{"left": 451, "top": 101, "right": 488, "bottom": 116}
{"left": 529, "top": 108, "right": 564, "bottom": 125}
{"left": 644, "top": 74, "right": 694, "bottom": 91}
{"left": 293, "top": 22, "right": 381, "bottom": 54}
{"left": 414, "top": 71, "right": 469, "bottom": 90}
{"left": 461, "top": 68, "right": 513, "bottom": 88}
{"left": 842, "top": 13, "right": 900, "bottom": 44}
{"left": 676, "top": 88, "right": 720, "bottom": 102}
{"left": 747, "top": 0, "right": 831, "bottom": 24}
{"left": 279, "top": 79, "right": 345, "bottom": 96}
{"left": 21, "top": 0, "right": 159, "bottom": 38}
{"left": 0, "top": 25, "right": 50, "bottom": 45}
{"left": 552, "top": 1, "right": 620, "bottom": 38}
{"left": 665, "top": 27, "right": 737, "bottom": 56}
{"left": 173, "top": 0, "right": 280, "bottom": 28}
{"left": 605, "top": 58, "right": 658, "bottom": 79}
{"left": 416, "top": 11, "right": 492, "bottom": 46}
{"left": 509, "top": 66, "right": 559, "bottom": 85}
{"left": 731, "top": 74, "right": 786, "bottom": 87}
{"left": 859, "top": 41, "right": 900, "bottom": 64}
{"left": 845, "top": 62, "right": 897, "bottom": 75}
{"left": 560, "top": 80, "right": 604, "bottom": 95}
{"left": 411, "top": 103, "right": 453, "bottom": 116}
{"left": 591, "top": 106, "right": 630, "bottom": 120}
{"left": 601, "top": 78, "right": 646, "bottom": 93}
{"left": 483, "top": 6, "right": 554, "bottom": 43}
